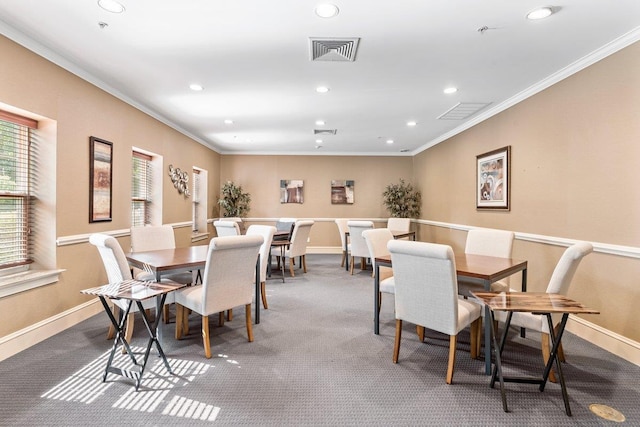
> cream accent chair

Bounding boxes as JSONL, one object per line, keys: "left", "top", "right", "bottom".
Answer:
{"left": 458, "top": 228, "right": 515, "bottom": 296}
{"left": 89, "top": 233, "right": 172, "bottom": 345}
{"left": 387, "top": 217, "right": 410, "bottom": 232}
{"left": 347, "top": 220, "right": 374, "bottom": 275}
{"left": 362, "top": 228, "right": 395, "bottom": 311}
{"left": 334, "top": 219, "right": 350, "bottom": 268}
{"left": 274, "top": 218, "right": 297, "bottom": 242}
{"left": 214, "top": 220, "right": 241, "bottom": 237}
{"left": 224, "top": 217, "right": 245, "bottom": 234}
{"left": 497, "top": 241, "right": 593, "bottom": 382}
{"left": 174, "top": 235, "right": 263, "bottom": 358}
{"left": 277, "top": 220, "right": 314, "bottom": 277}
{"left": 388, "top": 240, "right": 481, "bottom": 384}
{"left": 246, "top": 225, "right": 276, "bottom": 309}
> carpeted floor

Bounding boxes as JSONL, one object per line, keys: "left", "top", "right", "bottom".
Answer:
{"left": 1, "top": 255, "right": 638, "bottom": 426}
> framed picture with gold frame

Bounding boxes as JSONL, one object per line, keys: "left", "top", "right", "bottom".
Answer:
{"left": 476, "top": 146, "right": 510, "bottom": 210}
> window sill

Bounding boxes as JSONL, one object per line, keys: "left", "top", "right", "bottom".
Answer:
{"left": 191, "top": 232, "right": 209, "bottom": 244}
{"left": 0, "top": 269, "right": 65, "bottom": 298}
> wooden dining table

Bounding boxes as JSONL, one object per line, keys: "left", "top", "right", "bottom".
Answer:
{"left": 374, "top": 253, "right": 528, "bottom": 375}
{"left": 126, "top": 245, "right": 262, "bottom": 324}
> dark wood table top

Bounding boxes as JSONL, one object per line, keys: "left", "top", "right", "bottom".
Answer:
{"left": 471, "top": 291, "right": 599, "bottom": 314}
{"left": 375, "top": 253, "right": 527, "bottom": 282}
{"left": 126, "top": 245, "right": 209, "bottom": 273}
{"left": 82, "top": 279, "right": 186, "bottom": 301}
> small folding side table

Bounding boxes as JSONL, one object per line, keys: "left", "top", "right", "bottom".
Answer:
{"left": 82, "top": 279, "right": 186, "bottom": 390}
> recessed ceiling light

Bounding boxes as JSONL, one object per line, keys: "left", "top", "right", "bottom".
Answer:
{"left": 224, "top": 119, "right": 233, "bottom": 125}
{"left": 189, "top": 84, "right": 203, "bottom": 91}
{"left": 386, "top": 139, "right": 394, "bottom": 144}
{"left": 315, "top": 139, "right": 323, "bottom": 143}
{"left": 98, "top": 0, "right": 125, "bottom": 13}
{"left": 526, "top": 6, "right": 554, "bottom": 20}
{"left": 315, "top": 4, "right": 339, "bottom": 18}
{"left": 316, "top": 86, "right": 330, "bottom": 93}
{"left": 444, "top": 87, "right": 458, "bottom": 94}
{"left": 315, "top": 120, "right": 325, "bottom": 126}
{"left": 406, "top": 121, "right": 417, "bottom": 127}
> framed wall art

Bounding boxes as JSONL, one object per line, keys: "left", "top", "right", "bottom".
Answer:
{"left": 476, "top": 146, "right": 510, "bottom": 210}
{"left": 331, "top": 180, "right": 354, "bottom": 204}
{"left": 89, "top": 136, "right": 113, "bottom": 222}
{"left": 280, "top": 179, "right": 304, "bottom": 204}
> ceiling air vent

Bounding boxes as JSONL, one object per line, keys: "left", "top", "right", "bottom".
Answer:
{"left": 314, "top": 129, "right": 337, "bottom": 135}
{"left": 310, "top": 37, "right": 360, "bottom": 62}
{"left": 437, "top": 102, "right": 491, "bottom": 120}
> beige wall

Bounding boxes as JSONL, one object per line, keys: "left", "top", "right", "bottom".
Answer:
{"left": 0, "top": 35, "right": 220, "bottom": 336}
{"left": 219, "top": 155, "right": 413, "bottom": 248}
{"left": 414, "top": 41, "right": 640, "bottom": 341}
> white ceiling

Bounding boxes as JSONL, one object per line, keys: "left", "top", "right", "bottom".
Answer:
{"left": 1, "top": 1, "right": 639, "bottom": 156}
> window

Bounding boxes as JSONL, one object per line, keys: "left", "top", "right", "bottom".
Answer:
{"left": 192, "top": 167, "right": 208, "bottom": 236}
{"left": 131, "top": 151, "right": 152, "bottom": 227}
{"left": 0, "top": 110, "right": 37, "bottom": 270}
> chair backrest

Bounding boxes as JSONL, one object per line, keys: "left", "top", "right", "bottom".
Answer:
{"left": 388, "top": 240, "right": 459, "bottom": 336}
{"left": 546, "top": 242, "right": 593, "bottom": 295}
{"left": 288, "top": 220, "right": 314, "bottom": 257}
{"left": 130, "top": 225, "right": 176, "bottom": 252}
{"left": 387, "top": 217, "right": 410, "bottom": 232}
{"left": 246, "top": 225, "right": 277, "bottom": 282}
{"left": 275, "top": 218, "right": 296, "bottom": 239}
{"left": 465, "top": 228, "right": 514, "bottom": 258}
{"left": 347, "top": 220, "right": 374, "bottom": 258}
{"left": 89, "top": 233, "right": 132, "bottom": 283}
{"left": 214, "top": 220, "right": 241, "bottom": 237}
{"left": 335, "top": 219, "right": 349, "bottom": 247}
{"left": 201, "top": 235, "right": 263, "bottom": 314}
{"left": 362, "top": 228, "right": 394, "bottom": 262}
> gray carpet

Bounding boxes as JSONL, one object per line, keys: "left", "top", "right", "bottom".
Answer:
{"left": 1, "top": 255, "right": 638, "bottom": 426}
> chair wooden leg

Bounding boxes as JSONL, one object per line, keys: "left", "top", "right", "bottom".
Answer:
{"left": 175, "top": 304, "right": 183, "bottom": 339}
{"left": 360, "top": 257, "right": 366, "bottom": 270}
{"left": 470, "top": 318, "right": 480, "bottom": 359}
{"left": 202, "top": 315, "right": 211, "bottom": 359}
{"left": 261, "top": 281, "right": 268, "bottom": 309}
{"left": 182, "top": 306, "right": 190, "bottom": 336}
{"left": 393, "top": 319, "right": 403, "bottom": 363}
{"left": 349, "top": 256, "right": 355, "bottom": 275}
{"left": 218, "top": 312, "right": 225, "bottom": 326}
{"left": 226, "top": 309, "right": 233, "bottom": 321}
{"left": 475, "top": 317, "right": 482, "bottom": 358}
{"left": 446, "top": 335, "right": 457, "bottom": 384}
{"left": 416, "top": 325, "right": 425, "bottom": 342}
{"left": 340, "top": 251, "right": 346, "bottom": 267}
{"left": 541, "top": 332, "right": 558, "bottom": 383}
{"left": 163, "top": 304, "right": 170, "bottom": 324}
{"left": 289, "top": 258, "right": 295, "bottom": 277}
{"left": 554, "top": 324, "right": 566, "bottom": 362}
{"left": 245, "top": 303, "right": 254, "bottom": 342}
{"left": 377, "top": 292, "right": 382, "bottom": 313}
{"left": 302, "top": 255, "right": 307, "bottom": 273}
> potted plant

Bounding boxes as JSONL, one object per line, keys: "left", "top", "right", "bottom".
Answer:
{"left": 217, "top": 181, "right": 251, "bottom": 218}
{"left": 382, "top": 179, "right": 421, "bottom": 218}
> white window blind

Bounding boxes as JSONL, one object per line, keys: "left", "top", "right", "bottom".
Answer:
{"left": 131, "top": 151, "right": 152, "bottom": 227}
{"left": 0, "top": 110, "right": 37, "bottom": 269}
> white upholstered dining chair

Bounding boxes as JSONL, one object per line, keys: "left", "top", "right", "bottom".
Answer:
{"left": 275, "top": 220, "right": 314, "bottom": 277}
{"left": 387, "top": 217, "right": 410, "bottom": 232}
{"left": 347, "top": 220, "right": 374, "bottom": 275}
{"left": 90, "top": 233, "right": 173, "bottom": 345}
{"left": 334, "top": 219, "right": 350, "bottom": 268}
{"left": 246, "top": 224, "right": 276, "bottom": 309}
{"left": 496, "top": 241, "right": 593, "bottom": 382}
{"left": 388, "top": 240, "right": 482, "bottom": 384}
{"left": 214, "top": 220, "right": 241, "bottom": 237}
{"left": 362, "top": 228, "right": 395, "bottom": 311}
{"left": 174, "top": 235, "right": 263, "bottom": 358}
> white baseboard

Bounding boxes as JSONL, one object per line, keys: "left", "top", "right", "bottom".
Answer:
{"left": 0, "top": 299, "right": 102, "bottom": 362}
{"left": 567, "top": 315, "right": 640, "bottom": 366}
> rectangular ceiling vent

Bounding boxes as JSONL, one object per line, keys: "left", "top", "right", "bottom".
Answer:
{"left": 314, "top": 129, "right": 337, "bottom": 135}
{"left": 310, "top": 37, "right": 360, "bottom": 62}
{"left": 437, "top": 102, "right": 492, "bottom": 120}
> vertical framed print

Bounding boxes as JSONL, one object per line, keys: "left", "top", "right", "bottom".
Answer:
{"left": 89, "top": 136, "right": 113, "bottom": 222}
{"left": 476, "top": 146, "right": 510, "bottom": 210}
